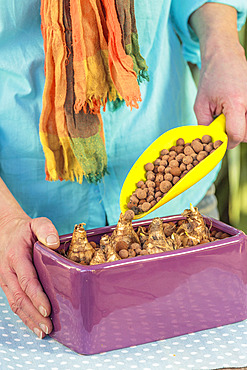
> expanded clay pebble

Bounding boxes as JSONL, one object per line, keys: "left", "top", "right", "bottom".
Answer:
{"left": 214, "top": 140, "right": 223, "bottom": 149}
{"left": 205, "top": 142, "right": 214, "bottom": 152}
{"left": 119, "top": 249, "right": 129, "bottom": 258}
{"left": 169, "top": 159, "right": 179, "bottom": 168}
{"left": 160, "top": 181, "right": 172, "bottom": 193}
{"left": 164, "top": 173, "right": 173, "bottom": 182}
{"left": 197, "top": 151, "right": 208, "bottom": 161}
{"left": 202, "top": 135, "right": 212, "bottom": 144}
{"left": 182, "top": 155, "right": 193, "bottom": 165}
{"left": 131, "top": 242, "right": 142, "bottom": 250}
{"left": 124, "top": 209, "right": 135, "bottom": 220}
{"left": 142, "top": 202, "right": 152, "bottom": 212}
{"left": 127, "top": 136, "right": 223, "bottom": 214}
{"left": 170, "top": 167, "right": 181, "bottom": 176}
{"left": 116, "top": 241, "right": 128, "bottom": 251}
{"left": 137, "top": 180, "right": 145, "bottom": 188}
{"left": 184, "top": 146, "right": 195, "bottom": 156}
{"left": 136, "top": 188, "right": 147, "bottom": 200}
{"left": 191, "top": 139, "right": 204, "bottom": 153}
{"left": 145, "top": 163, "right": 154, "bottom": 171}
{"left": 176, "top": 138, "right": 185, "bottom": 146}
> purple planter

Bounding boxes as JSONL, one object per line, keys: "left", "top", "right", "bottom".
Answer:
{"left": 33, "top": 215, "right": 247, "bottom": 355}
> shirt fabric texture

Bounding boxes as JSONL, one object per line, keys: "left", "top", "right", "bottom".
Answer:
{"left": 0, "top": 0, "right": 246, "bottom": 235}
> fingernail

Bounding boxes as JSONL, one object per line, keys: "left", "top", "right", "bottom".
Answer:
{"left": 46, "top": 234, "right": 59, "bottom": 246}
{"left": 39, "top": 305, "right": 47, "bottom": 317}
{"left": 34, "top": 327, "right": 43, "bottom": 339}
{"left": 39, "top": 323, "right": 49, "bottom": 335}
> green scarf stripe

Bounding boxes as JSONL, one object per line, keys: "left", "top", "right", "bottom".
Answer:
{"left": 126, "top": 32, "right": 149, "bottom": 83}
{"left": 70, "top": 130, "right": 108, "bottom": 184}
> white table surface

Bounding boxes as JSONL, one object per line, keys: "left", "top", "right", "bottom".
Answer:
{"left": 0, "top": 288, "right": 247, "bottom": 370}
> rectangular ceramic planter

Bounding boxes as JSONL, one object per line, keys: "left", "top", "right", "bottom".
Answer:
{"left": 33, "top": 215, "right": 247, "bottom": 355}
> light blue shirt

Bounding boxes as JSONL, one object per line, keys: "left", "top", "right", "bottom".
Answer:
{"left": 0, "top": 0, "right": 246, "bottom": 234}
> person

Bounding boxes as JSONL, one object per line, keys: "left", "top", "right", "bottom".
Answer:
{"left": 0, "top": 0, "right": 246, "bottom": 340}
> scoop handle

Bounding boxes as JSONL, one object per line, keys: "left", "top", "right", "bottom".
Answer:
{"left": 208, "top": 114, "right": 226, "bottom": 132}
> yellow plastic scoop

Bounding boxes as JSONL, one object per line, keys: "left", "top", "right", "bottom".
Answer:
{"left": 120, "top": 114, "right": 228, "bottom": 219}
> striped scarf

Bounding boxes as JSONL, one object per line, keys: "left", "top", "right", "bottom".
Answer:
{"left": 40, "top": 0, "right": 148, "bottom": 183}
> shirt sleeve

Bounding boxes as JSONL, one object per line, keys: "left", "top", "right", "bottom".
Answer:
{"left": 170, "top": 0, "right": 247, "bottom": 66}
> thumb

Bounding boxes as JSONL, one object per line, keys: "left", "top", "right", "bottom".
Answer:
{"left": 31, "top": 217, "right": 60, "bottom": 250}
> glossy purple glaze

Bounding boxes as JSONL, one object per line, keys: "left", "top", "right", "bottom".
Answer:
{"left": 33, "top": 215, "right": 247, "bottom": 355}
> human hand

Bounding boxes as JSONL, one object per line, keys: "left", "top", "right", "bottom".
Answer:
{"left": 190, "top": 2, "right": 247, "bottom": 149}
{"left": 194, "top": 41, "right": 247, "bottom": 149}
{"left": 0, "top": 214, "right": 60, "bottom": 339}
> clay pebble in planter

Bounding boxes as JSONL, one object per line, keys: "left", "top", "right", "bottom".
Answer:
{"left": 59, "top": 205, "right": 230, "bottom": 265}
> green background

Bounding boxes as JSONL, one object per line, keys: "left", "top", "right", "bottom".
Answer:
{"left": 191, "top": 23, "right": 247, "bottom": 233}
{"left": 216, "top": 24, "right": 247, "bottom": 233}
